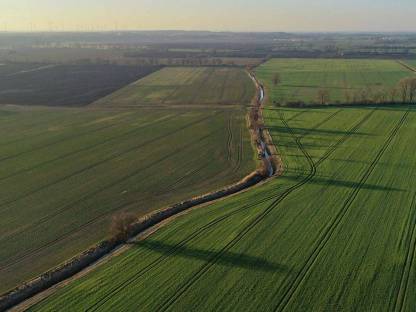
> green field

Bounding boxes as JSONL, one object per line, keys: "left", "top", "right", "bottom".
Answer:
{"left": 94, "top": 67, "right": 255, "bottom": 107}
{"left": 256, "top": 59, "right": 414, "bottom": 105}
{"left": 31, "top": 103, "right": 416, "bottom": 311}
{"left": 0, "top": 67, "right": 257, "bottom": 294}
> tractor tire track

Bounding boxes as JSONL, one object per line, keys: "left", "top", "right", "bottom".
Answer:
{"left": 156, "top": 111, "right": 316, "bottom": 311}
{"left": 0, "top": 130, "right": 221, "bottom": 271}
{"left": 233, "top": 121, "right": 244, "bottom": 172}
{"left": 0, "top": 110, "right": 116, "bottom": 157}
{"left": 274, "top": 108, "right": 410, "bottom": 312}
{"left": 298, "top": 109, "right": 341, "bottom": 141}
{"left": 153, "top": 106, "right": 377, "bottom": 311}
{"left": 11, "top": 92, "right": 372, "bottom": 311}
{"left": 0, "top": 113, "right": 219, "bottom": 211}
{"left": 85, "top": 200, "right": 267, "bottom": 312}
{"left": 315, "top": 108, "right": 376, "bottom": 168}
{"left": 0, "top": 110, "right": 85, "bottom": 142}
{"left": 72, "top": 105, "right": 372, "bottom": 311}
{"left": 3, "top": 74, "right": 376, "bottom": 310}
{"left": 393, "top": 193, "right": 416, "bottom": 312}
{"left": 226, "top": 115, "right": 233, "bottom": 162}
{"left": 0, "top": 113, "right": 180, "bottom": 183}
{"left": 0, "top": 120, "right": 117, "bottom": 163}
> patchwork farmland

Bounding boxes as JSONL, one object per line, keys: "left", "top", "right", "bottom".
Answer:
{"left": 3, "top": 58, "right": 416, "bottom": 312}
{"left": 31, "top": 103, "right": 416, "bottom": 311}
{"left": 23, "top": 60, "right": 416, "bottom": 311}
{"left": 0, "top": 66, "right": 256, "bottom": 294}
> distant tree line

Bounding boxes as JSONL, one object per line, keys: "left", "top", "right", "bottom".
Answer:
{"left": 271, "top": 71, "right": 416, "bottom": 107}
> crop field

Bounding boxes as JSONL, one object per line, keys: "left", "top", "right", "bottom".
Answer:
{"left": 0, "top": 64, "right": 159, "bottom": 106}
{"left": 256, "top": 59, "right": 414, "bottom": 105}
{"left": 31, "top": 103, "right": 416, "bottom": 311}
{"left": 94, "top": 67, "right": 255, "bottom": 107}
{"left": 0, "top": 104, "right": 256, "bottom": 294}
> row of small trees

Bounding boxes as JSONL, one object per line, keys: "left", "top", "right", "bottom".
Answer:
{"left": 316, "top": 77, "right": 416, "bottom": 105}
{"left": 272, "top": 72, "right": 416, "bottom": 106}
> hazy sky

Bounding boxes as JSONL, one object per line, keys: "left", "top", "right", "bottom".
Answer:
{"left": 0, "top": 0, "right": 415, "bottom": 32}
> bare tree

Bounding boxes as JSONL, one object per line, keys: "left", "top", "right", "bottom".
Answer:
{"left": 409, "top": 78, "right": 416, "bottom": 103}
{"left": 317, "top": 89, "right": 330, "bottom": 105}
{"left": 389, "top": 88, "right": 398, "bottom": 103}
{"left": 360, "top": 87, "right": 372, "bottom": 104}
{"left": 372, "top": 88, "right": 387, "bottom": 104}
{"left": 344, "top": 90, "right": 352, "bottom": 104}
{"left": 110, "top": 213, "right": 137, "bottom": 242}
{"left": 398, "top": 78, "right": 410, "bottom": 103}
{"left": 272, "top": 73, "right": 281, "bottom": 87}
{"left": 379, "top": 90, "right": 388, "bottom": 103}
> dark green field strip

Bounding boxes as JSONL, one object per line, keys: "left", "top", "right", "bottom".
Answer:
{"left": 0, "top": 112, "right": 214, "bottom": 208}
{"left": 0, "top": 110, "right": 133, "bottom": 157}
{"left": 0, "top": 111, "right": 178, "bottom": 181}
{"left": 0, "top": 109, "right": 87, "bottom": 143}
{"left": 0, "top": 127, "right": 222, "bottom": 271}
{"left": 0, "top": 115, "right": 123, "bottom": 161}
{"left": 0, "top": 112, "right": 221, "bottom": 241}
{"left": 0, "top": 113, "right": 177, "bottom": 180}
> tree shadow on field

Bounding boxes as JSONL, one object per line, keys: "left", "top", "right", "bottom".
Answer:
{"left": 284, "top": 174, "right": 404, "bottom": 192}
{"left": 132, "top": 240, "right": 289, "bottom": 273}
{"left": 266, "top": 125, "right": 371, "bottom": 137}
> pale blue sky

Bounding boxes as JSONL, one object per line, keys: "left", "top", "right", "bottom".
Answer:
{"left": 0, "top": 0, "right": 414, "bottom": 32}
